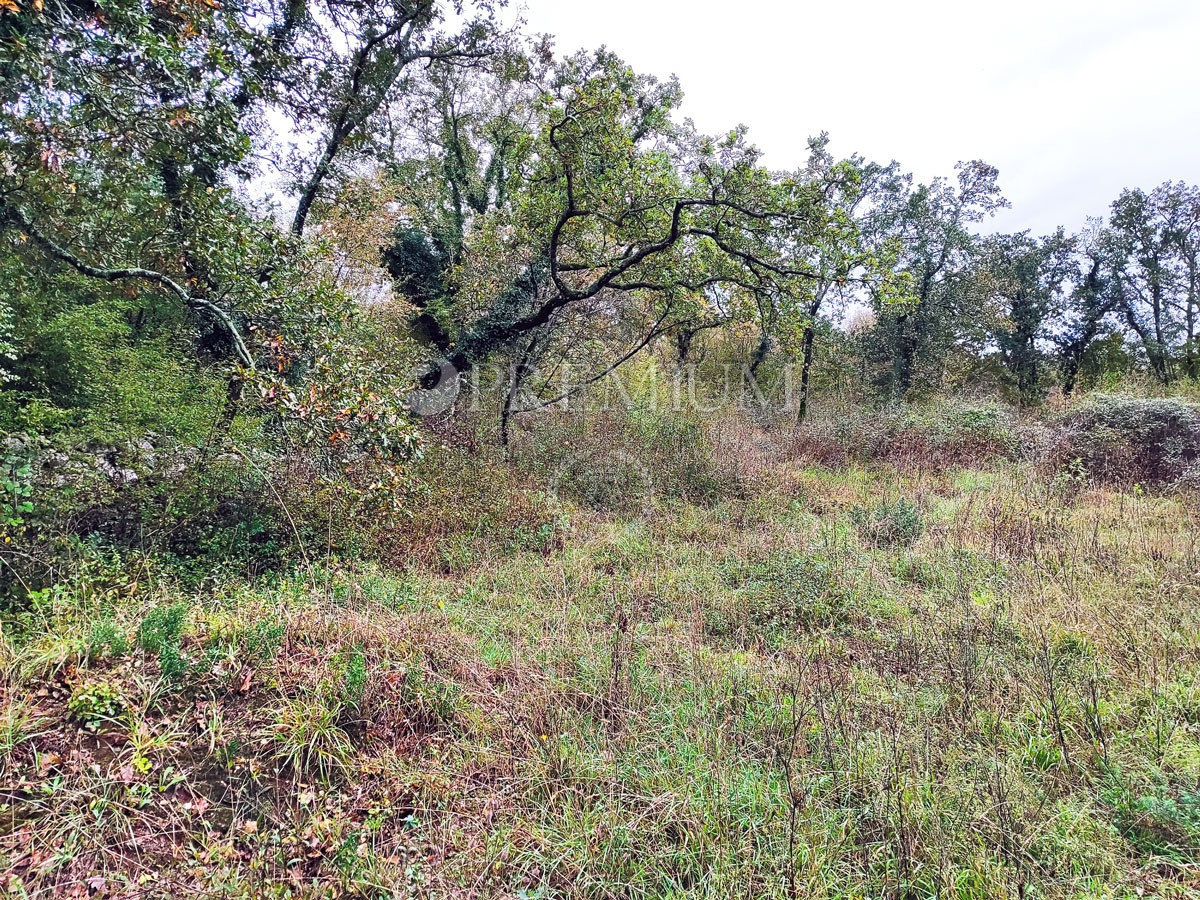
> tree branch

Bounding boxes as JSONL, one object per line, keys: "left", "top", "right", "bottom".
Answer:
{"left": 3, "top": 205, "right": 255, "bottom": 369}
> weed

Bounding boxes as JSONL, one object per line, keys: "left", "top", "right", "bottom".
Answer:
{"left": 336, "top": 645, "right": 368, "bottom": 714}
{"left": 137, "top": 602, "right": 189, "bottom": 679}
{"left": 851, "top": 497, "right": 925, "bottom": 547}
{"left": 85, "top": 618, "right": 130, "bottom": 660}
{"left": 67, "top": 680, "right": 125, "bottom": 730}
{"left": 267, "top": 694, "right": 355, "bottom": 782}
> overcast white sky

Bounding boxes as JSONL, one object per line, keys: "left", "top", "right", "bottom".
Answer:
{"left": 516, "top": 0, "right": 1200, "bottom": 235}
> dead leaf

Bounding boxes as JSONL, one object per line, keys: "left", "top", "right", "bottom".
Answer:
{"left": 37, "top": 753, "right": 61, "bottom": 776}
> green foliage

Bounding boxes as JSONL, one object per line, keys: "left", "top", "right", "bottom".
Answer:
{"left": 900, "top": 401, "right": 1020, "bottom": 456}
{"left": 268, "top": 695, "right": 354, "bottom": 782}
{"left": 866, "top": 161, "right": 1009, "bottom": 401}
{"left": 516, "top": 380, "right": 736, "bottom": 513}
{"left": 332, "top": 646, "right": 368, "bottom": 715}
{"left": 1107, "top": 184, "right": 1200, "bottom": 384}
{"left": 0, "top": 295, "right": 15, "bottom": 384}
{"left": 67, "top": 681, "right": 126, "bottom": 730}
{"left": 794, "top": 400, "right": 1018, "bottom": 469}
{"left": 382, "top": 227, "right": 453, "bottom": 309}
{"left": 1047, "top": 455, "right": 1089, "bottom": 503}
{"left": 507, "top": 513, "right": 571, "bottom": 554}
{"left": 706, "top": 550, "right": 857, "bottom": 646}
{"left": 248, "top": 305, "right": 424, "bottom": 466}
{"left": 1103, "top": 770, "right": 1200, "bottom": 860}
{"left": 137, "top": 603, "right": 189, "bottom": 679}
{"left": 0, "top": 438, "right": 35, "bottom": 534}
{"left": 985, "top": 229, "right": 1076, "bottom": 406}
{"left": 851, "top": 497, "right": 925, "bottom": 547}
{"left": 86, "top": 619, "right": 130, "bottom": 660}
{"left": 237, "top": 620, "right": 286, "bottom": 663}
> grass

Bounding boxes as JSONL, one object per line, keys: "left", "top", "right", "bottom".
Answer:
{"left": 0, "top": 455, "right": 1198, "bottom": 897}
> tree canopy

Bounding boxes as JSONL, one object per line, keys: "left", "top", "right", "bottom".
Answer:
{"left": 2, "top": 0, "right": 1198, "bottom": 457}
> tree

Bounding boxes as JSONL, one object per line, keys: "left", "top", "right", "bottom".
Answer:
{"left": 867, "top": 162, "right": 1008, "bottom": 400}
{"left": 0, "top": 0, "right": 429, "bottom": 456}
{"left": 761, "top": 135, "right": 907, "bottom": 422}
{"left": 1054, "top": 221, "right": 1119, "bottom": 396}
{"left": 0, "top": 0, "right": 273, "bottom": 368}
{"left": 984, "top": 229, "right": 1074, "bottom": 405}
{"left": 0, "top": 0, "right": 511, "bottom": 369}
{"left": 383, "top": 51, "right": 849, "bottom": 436}
{"left": 1168, "top": 185, "right": 1200, "bottom": 380}
{"left": 1107, "top": 183, "right": 1197, "bottom": 384}
{"left": 282, "top": 0, "right": 512, "bottom": 237}
{"left": 379, "top": 35, "right": 548, "bottom": 350}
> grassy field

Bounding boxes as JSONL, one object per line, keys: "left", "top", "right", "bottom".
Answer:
{"left": 2, "top": 448, "right": 1199, "bottom": 897}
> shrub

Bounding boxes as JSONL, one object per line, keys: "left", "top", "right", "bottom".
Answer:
{"left": 514, "top": 402, "right": 739, "bottom": 513}
{"left": 86, "top": 619, "right": 130, "bottom": 660}
{"left": 1, "top": 436, "right": 36, "bottom": 539}
{"left": 137, "top": 603, "right": 189, "bottom": 679}
{"left": 897, "top": 401, "right": 1020, "bottom": 460}
{"left": 851, "top": 498, "right": 925, "bottom": 547}
{"left": 710, "top": 551, "right": 849, "bottom": 644}
{"left": 790, "top": 400, "right": 1019, "bottom": 470}
{"left": 1049, "top": 395, "right": 1200, "bottom": 489}
{"left": 368, "top": 446, "right": 563, "bottom": 568}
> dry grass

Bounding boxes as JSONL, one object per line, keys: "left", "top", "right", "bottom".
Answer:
{"left": 1, "top": 436, "right": 1199, "bottom": 897}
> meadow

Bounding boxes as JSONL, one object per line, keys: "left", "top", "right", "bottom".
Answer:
{"left": 2, "top": 396, "right": 1198, "bottom": 898}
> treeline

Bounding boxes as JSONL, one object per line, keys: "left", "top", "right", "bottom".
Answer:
{"left": 1, "top": 0, "right": 1198, "bottom": 457}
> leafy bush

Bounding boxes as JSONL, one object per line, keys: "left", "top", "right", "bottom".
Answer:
{"left": 898, "top": 401, "right": 1019, "bottom": 458}
{"left": 368, "top": 447, "right": 564, "bottom": 568}
{"left": 1, "top": 436, "right": 36, "bottom": 539}
{"left": 1049, "top": 395, "right": 1200, "bottom": 488}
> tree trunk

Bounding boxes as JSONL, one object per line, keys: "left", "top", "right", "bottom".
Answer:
{"left": 1150, "top": 270, "right": 1172, "bottom": 385}
{"left": 891, "top": 312, "right": 916, "bottom": 401}
{"left": 748, "top": 329, "right": 771, "bottom": 378}
{"left": 1186, "top": 258, "right": 1197, "bottom": 380}
{"left": 499, "top": 331, "right": 541, "bottom": 449}
{"left": 675, "top": 327, "right": 699, "bottom": 369}
{"left": 796, "top": 324, "right": 817, "bottom": 425}
{"left": 1061, "top": 358, "right": 1080, "bottom": 397}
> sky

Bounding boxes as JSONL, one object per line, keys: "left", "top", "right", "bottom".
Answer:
{"left": 514, "top": 0, "right": 1200, "bottom": 235}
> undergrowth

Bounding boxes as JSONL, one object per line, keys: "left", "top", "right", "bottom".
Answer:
{"left": 1, "top": 441, "right": 1198, "bottom": 897}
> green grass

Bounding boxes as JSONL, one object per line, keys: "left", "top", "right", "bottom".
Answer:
{"left": 0, "top": 459, "right": 1198, "bottom": 897}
